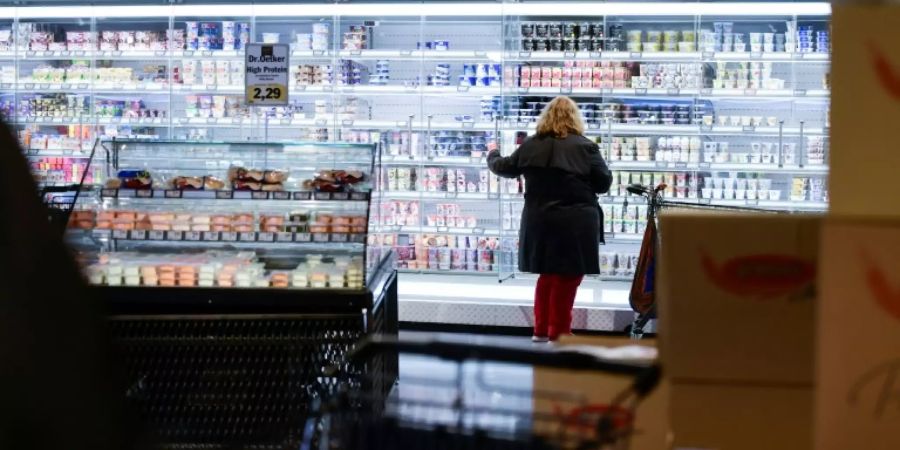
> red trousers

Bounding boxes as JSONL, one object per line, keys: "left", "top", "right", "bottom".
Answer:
{"left": 533, "top": 274, "right": 584, "bottom": 340}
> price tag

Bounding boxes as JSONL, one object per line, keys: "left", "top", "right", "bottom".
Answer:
{"left": 203, "top": 231, "right": 220, "bottom": 241}
{"left": 258, "top": 232, "right": 275, "bottom": 242}
{"left": 322, "top": 85, "right": 333, "bottom": 92}
{"left": 589, "top": 51, "right": 602, "bottom": 58}
{"left": 43, "top": 51, "right": 53, "bottom": 57}
{"left": 472, "top": 227, "right": 485, "bottom": 234}
{"left": 148, "top": 230, "right": 166, "bottom": 240}
{"left": 517, "top": 87, "right": 529, "bottom": 94}
{"left": 272, "top": 191, "right": 291, "bottom": 200}
{"left": 313, "top": 50, "right": 325, "bottom": 57}
{"left": 331, "top": 233, "right": 349, "bottom": 243}
{"left": 155, "top": 50, "right": 167, "bottom": 57}
{"left": 295, "top": 233, "right": 312, "bottom": 242}
{"left": 702, "top": 51, "right": 715, "bottom": 59}
{"left": 674, "top": 162, "right": 688, "bottom": 169}
{"left": 276, "top": 232, "right": 294, "bottom": 242}
{"left": 350, "top": 233, "right": 366, "bottom": 243}
{"left": 314, "top": 192, "right": 331, "bottom": 201}
{"left": 560, "top": 86, "right": 573, "bottom": 94}
{"left": 25, "top": 51, "right": 35, "bottom": 57}
{"left": 588, "top": 123, "right": 600, "bottom": 130}
{"left": 742, "top": 126, "right": 756, "bottom": 132}
{"left": 474, "top": 50, "right": 487, "bottom": 57}
{"left": 399, "top": 50, "right": 412, "bottom": 56}
{"left": 792, "top": 53, "right": 805, "bottom": 60}
{"left": 350, "top": 192, "right": 369, "bottom": 201}
{"left": 178, "top": 118, "right": 190, "bottom": 124}
{"left": 75, "top": 51, "right": 85, "bottom": 57}
{"left": 293, "top": 191, "right": 313, "bottom": 200}
{"left": 350, "top": 49, "right": 362, "bottom": 56}
{"left": 436, "top": 226, "right": 449, "bottom": 233}
{"left": 24, "top": 83, "right": 34, "bottom": 89}
{"left": 461, "top": 122, "right": 475, "bottom": 129}
{"left": 744, "top": 88, "right": 757, "bottom": 96}
{"left": 135, "top": 189, "right": 154, "bottom": 198}
{"left": 793, "top": 89, "right": 807, "bottom": 97}
{"left": 699, "top": 198, "right": 712, "bottom": 205}
{"left": 745, "top": 199, "right": 760, "bottom": 206}
{"left": 629, "top": 52, "right": 642, "bottom": 59}
{"left": 280, "top": 118, "right": 291, "bottom": 125}
{"left": 164, "top": 189, "right": 183, "bottom": 199}
{"left": 135, "top": 84, "right": 146, "bottom": 90}
{"left": 130, "top": 230, "right": 147, "bottom": 240}
{"left": 110, "top": 117, "right": 122, "bottom": 124}
{"left": 201, "top": 50, "right": 213, "bottom": 57}
{"left": 314, "top": 119, "right": 328, "bottom": 127}
{"left": 667, "top": 88, "right": 680, "bottom": 95}
{"left": 113, "top": 51, "right": 123, "bottom": 57}
{"left": 655, "top": 161, "right": 669, "bottom": 168}
{"left": 239, "top": 232, "right": 256, "bottom": 242}
{"left": 112, "top": 229, "right": 129, "bottom": 240}
{"left": 634, "top": 88, "right": 647, "bottom": 95}
{"left": 519, "top": 51, "right": 532, "bottom": 58}
{"left": 183, "top": 50, "right": 194, "bottom": 57}
{"left": 699, "top": 162, "right": 712, "bottom": 169}
{"left": 457, "top": 85, "right": 470, "bottom": 92}
{"left": 251, "top": 191, "right": 269, "bottom": 200}
{"left": 445, "top": 192, "right": 458, "bottom": 199}
{"left": 215, "top": 191, "right": 234, "bottom": 200}
{"left": 185, "top": 231, "right": 202, "bottom": 241}
{"left": 342, "top": 119, "right": 354, "bottom": 126}
{"left": 294, "top": 84, "right": 307, "bottom": 91}
{"left": 53, "top": 117, "right": 63, "bottom": 124}
{"left": 221, "top": 232, "right": 238, "bottom": 242}
{"left": 232, "top": 118, "right": 243, "bottom": 124}
{"left": 60, "top": 83, "right": 71, "bottom": 90}
{"left": 749, "top": 51, "right": 763, "bottom": 59}
{"left": 563, "top": 51, "right": 576, "bottom": 58}
{"left": 167, "top": 231, "right": 184, "bottom": 241}
{"left": 700, "top": 88, "right": 713, "bottom": 95}
{"left": 331, "top": 192, "right": 350, "bottom": 201}
{"left": 313, "top": 233, "right": 330, "bottom": 243}
{"left": 206, "top": 117, "right": 217, "bottom": 124}
{"left": 78, "top": 83, "right": 89, "bottom": 90}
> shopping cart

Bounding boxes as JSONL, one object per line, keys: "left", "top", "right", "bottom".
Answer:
{"left": 302, "top": 335, "right": 661, "bottom": 450}
{"left": 37, "top": 139, "right": 99, "bottom": 236}
{"left": 624, "top": 183, "right": 785, "bottom": 339}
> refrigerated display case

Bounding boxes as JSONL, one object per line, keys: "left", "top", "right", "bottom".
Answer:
{"left": 4, "top": 1, "right": 831, "bottom": 330}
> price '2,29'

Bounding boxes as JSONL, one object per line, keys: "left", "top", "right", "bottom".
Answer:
{"left": 253, "top": 87, "right": 282, "bottom": 100}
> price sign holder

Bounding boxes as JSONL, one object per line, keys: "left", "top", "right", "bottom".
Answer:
{"left": 245, "top": 43, "right": 290, "bottom": 106}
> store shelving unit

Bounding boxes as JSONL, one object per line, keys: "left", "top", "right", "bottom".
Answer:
{"left": 4, "top": 2, "right": 831, "bottom": 330}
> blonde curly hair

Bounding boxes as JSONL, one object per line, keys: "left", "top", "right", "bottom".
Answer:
{"left": 535, "top": 96, "right": 585, "bottom": 139}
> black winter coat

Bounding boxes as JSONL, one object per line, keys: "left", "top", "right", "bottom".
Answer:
{"left": 488, "top": 133, "right": 612, "bottom": 275}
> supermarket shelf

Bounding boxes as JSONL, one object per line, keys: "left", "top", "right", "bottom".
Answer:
{"left": 100, "top": 188, "right": 371, "bottom": 202}
{"left": 505, "top": 50, "right": 830, "bottom": 63}
{"left": 375, "top": 191, "right": 498, "bottom": 201}
{"left": 337, "top": 49, "right": 499, "bottom": 61}
{"left": 26, "top": 150, "right": 93, "bottom": 158}
{"left": 397, "top": 268, "right": 499, "bottom": 276}
{"left": 371, "top": 225, "right": 498, "bottom": 236}
{"left": 608, "top": 161, "right": 830, "bottom": 174}
{"left": 513, "top": 86, "right": 829, "bottom": 99}
{"left": 380, "top": 155, "right": 488, "bottom": 167}
{"left": 79, "top": 228, "right": 366, "bottom": 245}
{"left": 337, "top": 84, "right": 501, "bottom": 96}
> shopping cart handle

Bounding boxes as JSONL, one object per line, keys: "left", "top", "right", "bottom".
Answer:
{"left": 345, "top": 335, "right": 657, "bottom": 377}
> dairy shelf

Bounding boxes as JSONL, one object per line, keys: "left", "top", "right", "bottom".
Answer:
{"left": 75, "top": 228, "right": 367, "bottom": 245}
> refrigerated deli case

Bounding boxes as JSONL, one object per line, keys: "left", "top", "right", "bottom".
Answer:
{"left": 64, "top": 138, "right": 398, "bottom": 448}
{"left": 9, "top": 1, "right": 831, "bottom": 330}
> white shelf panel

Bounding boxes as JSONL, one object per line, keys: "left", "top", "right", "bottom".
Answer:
{"left": 608, "top": 161, "right": 829, "bottom": 174}
{"left": 506, "top": 51, "right": 830, "bottom": 63}
{"left": 372, "top": 225, "right": 499, "bottom": 236}
{"left": 336, "top": 49, "right": 497, "bottom": 60}
{"left": 375, "top": 191, "right": 498, "bottom": 201}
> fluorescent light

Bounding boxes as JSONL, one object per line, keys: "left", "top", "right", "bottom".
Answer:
{"left": 173, "top": 4, "right": 253, "bottom": 17}
{"left": 8, "top": 2, "right": 832, "bottom": 19}
{"left": 506, "top": 2, "right": 831, "bottom": 17}
{"left": 254, "top": 3, "right": 504, "bottom": 17}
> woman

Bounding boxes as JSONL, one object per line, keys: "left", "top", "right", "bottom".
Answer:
{"left": 488, "top": 96, "right": 612, "bottom": 342}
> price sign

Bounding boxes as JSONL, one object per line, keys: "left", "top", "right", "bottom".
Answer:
{"left": 130, "top": 230, "right": 147, "bottom": 240}
{"left": 164, "top": 189, "right": 183, "bottom": 199}
{"left": 295, "top": 233, "right": 311, "bottom": 242}
{"left": 245, "top": 43, "right": 290, "bottom": 106}
{"left": 313, "top": 233, "right": 330, "bottom": 243}
{"left": 272, "top": 191, "right": 291, "bottom": 200}
{"left": 203, "top": 231, "right": 220, "bottom": 241}
{"left": 167, "top": 231, "right": 184, "bottom": 241}
{"left": 350, "top": 192, "right": 369, "bottom": 201}
{"left": 112, "top": 230, "right": 129, "bottom": 240}
{"left": 148, "top": 230, "right": 165, "bottom": 240}
{"left": 251, "top": 191, "right": 269, "bottom": 200}
{"left": 221, "top": 231, "right": 238, "bottom": 242}
{"left": 215, "top": 191, "right": 234, "bottom": 200}
{"left": 135, "top": 189, "right": 154, "bottom": 198}
{"left": 276, "top": 232, "right": 294, "bottom": 242}
{"left": 239, "top": 232, "right": 256, "bottom": 242}
{"left": 185, "top": 231, "right": 202, "bottom": 241}
{"left": 258, "top": 232, "right": 275, "bottom": 242}
{"left": 331, "top": 233, "right": 348, "bottom": 243}
{"left": 331, "top": 192, "right": 350, "bottom": 201}
{"left": 293, "top": 191, "right": 312, "bottom": 200}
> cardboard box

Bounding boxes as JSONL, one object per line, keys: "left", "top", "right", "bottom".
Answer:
{"left": 533, "top": 336, "right": 667, "bottom": 450}
{"left": 658, "top": 213, "right": 820, "bottom": 385}
{"left": 670, "top": 382, "right": 812, "bottom": 450}
{"left": 829, "top": 6, "right": 900, "bottom": 218}
{"left": 815, "top": 219, "right": 900, "bottom": 450}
